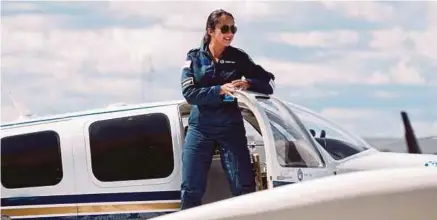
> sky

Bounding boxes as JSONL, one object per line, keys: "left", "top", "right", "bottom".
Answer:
{"left": 1, "top": 0, "right": 436, "bottom": 138}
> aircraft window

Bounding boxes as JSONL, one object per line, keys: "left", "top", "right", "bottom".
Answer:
{"left": 88, "top": 113, "right": 174, "bottom": 182}
{"left": 1, "top": 130, "right": 63, "bottom": 189}
{"left": 290, "top": 105, "right": 372, "bottom": 160}
{"left": 244, "top": 119, "right": 263, "bottom": 142}
{"left": 265, "top": 110, "right": 324, "bottom": 168}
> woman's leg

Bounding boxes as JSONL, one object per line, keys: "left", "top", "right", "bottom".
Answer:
{"left": 217, "top": 124, "right": 256, "bottom": 196}
{"left": 180, "top": 126, "right": 215, "bottom": 210}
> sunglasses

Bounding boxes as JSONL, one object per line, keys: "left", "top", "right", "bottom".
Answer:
{"left": 219, "top": 25, "right": 237, "bottom": 34}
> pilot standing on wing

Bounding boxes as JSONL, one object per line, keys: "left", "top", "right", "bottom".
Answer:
{"left": 180, "top": 9, "right": 276, "bottom": 210}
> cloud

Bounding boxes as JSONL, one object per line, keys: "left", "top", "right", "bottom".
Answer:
{"left": 287, "top": 87, "right": 339, "bottom": 100}
{"left": 255, "top": 56, "right": 427, "bottom": 87}
{"left": 2, "top": 15, "right": 55, "bottom": 33}
{"left": 428, "top": 1, "right": 437, "bottom": 28}
{"left": 369, "top": 27, "right": 408, "bottom": 50}
{"left": 105, "top": 1, "right": 274, "bottom": 28}
{"left": 388, "top": 59, "right": 425, "bottom": 84}
{"left": 269, "top": 30, "right": 360, "bottom": 48}
{"left": 254, "top": 58, "right": 363, "bottom": 87}
{"left": 365, "top": 59, "right": 425, "bottom": 85}
{"left": 1, "top": 1, "right": 435, "bottom": 139}
{"left": 320, "top": 108, "right": 380, "bottom": 121}
{"left": 321, "top": 1, "right": 395, "bottom": 22}
{"left": 1, "top": 2, "right": 39, "bottom": 11}
{"left": 2, "top": 24, "right": 202, "bottom": 74}
{"left": 410, "top": 29, "right": 437, "bottom": 61}
{"left": 1, "top": 12, "right": 205, "bottom": 120}
{"left": 373, "top": 90, "right": 398, "bottom": 99}
{"left": 365, "top": 72, "right": 391, "bottom": 85}
{"left": 319, "top": 107, "right": 437, "bottom": 138}
{"left": 366, "top": 26, "right": 437, "bottom": 62}
{"left": 362, "top": 2, "right": 437, "bottom": 63}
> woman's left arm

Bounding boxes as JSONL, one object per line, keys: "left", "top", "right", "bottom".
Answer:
{"left": 238, "top": 51, "right": 276, "bottom": 95}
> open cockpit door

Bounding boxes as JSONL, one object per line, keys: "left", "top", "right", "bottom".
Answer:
{"left": 177, "top": 92, "right": 275, "bottom": 203}
{"left": 178, "top": 90, "right": 333, "bottom": 202}
{"left": 233, "top": 91, "right": 333, "bottom": 188}
{"left": 231, "top": 91, "right": 278, "bottom": 190}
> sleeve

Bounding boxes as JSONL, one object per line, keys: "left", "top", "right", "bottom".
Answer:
{"left": 239, "top": 51, "right": 276, "bottom": 95}
{"left": 181, "top": 52, "right": 223, "bottom": 105}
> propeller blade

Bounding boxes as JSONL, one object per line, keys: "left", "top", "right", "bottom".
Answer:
{"left": 401, "top": 111, "right": 421, "bottom": 154}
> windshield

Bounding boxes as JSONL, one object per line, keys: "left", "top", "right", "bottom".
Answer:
{"left": 283, "top": 102, "right": 374, "bottom": 160}
{"left": 257, "top": 98, "right": 324, "bottom": 168}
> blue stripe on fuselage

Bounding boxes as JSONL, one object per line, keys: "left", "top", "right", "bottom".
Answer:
{"left": 272, "top": 181, "right": 295, "bottom": 187}
{"left": 13, "top": 212, "right": 175, "bottom": 220}
{"left": 1, "top": 190, "right": 181, "bottom": 207}
{"left": 13, "top": 216, "right": 77, "bottom": 220}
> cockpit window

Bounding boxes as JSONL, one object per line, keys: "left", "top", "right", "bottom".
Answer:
{"left": 286, "top": 103, "right": 373, "bottom": 160}
{"left": 257, "top": 99, "right": 324, "bottom": 168}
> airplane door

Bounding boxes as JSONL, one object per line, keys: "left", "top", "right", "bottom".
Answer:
{"left": 1, "top": 126, "right": 77, "bottom": 219}
{"left": 251, "top": 94, "right": 333, "bottom": 187}
{"left": 232, "top": 91, "right": 281, "bottom": 190}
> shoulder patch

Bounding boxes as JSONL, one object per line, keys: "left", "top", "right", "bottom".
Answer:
{"left": 182, "top": 60, "right": 191, "bottom": 69}
{"left": 181, "top": 77, "right": 194, "bottom": 89}
{"left": 269, "top": 78, "right": 275, "bottom": 91}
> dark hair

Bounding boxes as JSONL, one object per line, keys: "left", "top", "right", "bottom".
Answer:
{"left": 203, "top": 9, "right": 234, "bottom": 44}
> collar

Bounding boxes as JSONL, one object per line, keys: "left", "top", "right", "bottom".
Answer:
{"left": 200, "top": 40, "right": 230, "bottom": 58}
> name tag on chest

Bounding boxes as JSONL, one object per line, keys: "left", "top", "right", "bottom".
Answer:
{"left": 219, "top": 60, "right": 236, "bottom": 64}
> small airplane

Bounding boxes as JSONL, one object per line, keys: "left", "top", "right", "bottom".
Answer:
{"left": 1, "top": 90, "right": 436, "bottom": 219}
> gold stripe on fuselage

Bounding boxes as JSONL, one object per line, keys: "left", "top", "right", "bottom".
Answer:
{"left": 1, "top": 206, "right": 77, "bottom": 217}
{"left": 1, "top": 202, "right": 181, "bottom": 217}
{"left": 78, "top": 202, "right": 180, "bottom": 213}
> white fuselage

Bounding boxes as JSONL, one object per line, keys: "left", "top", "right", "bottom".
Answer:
{"left": 336, "top": 151, "right": 437, "bottom": 173}
{"left": 1, "top": 91, "right": 435, "bottom": 220}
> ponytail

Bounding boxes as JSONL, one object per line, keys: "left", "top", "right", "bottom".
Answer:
{"left": 203, "top": 33, "right": 210, "bottom": 44}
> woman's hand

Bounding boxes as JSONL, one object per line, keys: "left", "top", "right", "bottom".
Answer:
{"left": 231, "top": 79, "right": 250, "bottom": 90}
{"left": 220, "top": 83, "right": 235, "bottom": 96}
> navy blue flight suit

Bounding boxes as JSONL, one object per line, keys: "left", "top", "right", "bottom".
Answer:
{"left": 180, "top": 42, "right": 275, "bottom": 210}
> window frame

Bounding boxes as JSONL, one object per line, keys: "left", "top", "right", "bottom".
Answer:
{"left": 83, "top": 107, "right": 180, "bottom": 188}
{"left": 263, "top": 109, "right": 325, "bottom": 169}
{"left": 1, "top": 130, "right": 64, "bottom": 189}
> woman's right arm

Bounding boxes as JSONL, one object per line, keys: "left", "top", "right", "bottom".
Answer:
{"left": 181, "top": 51, "right": 224, "bottom": 105}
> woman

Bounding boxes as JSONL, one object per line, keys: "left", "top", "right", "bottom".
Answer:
{"left": 180, "top": 9, "right": 275, "bottom": 210}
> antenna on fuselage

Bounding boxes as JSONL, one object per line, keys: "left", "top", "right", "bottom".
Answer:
{"left": 139, "top": 54, "right": 145, "bottom": 102}
{"left": 5, "top": 90, "right": 35, "bottom": 120}
{"left": 148, "top": 56, "right": 155, "bottom": 100}
{"left": 7, "top": 91, "right": 23, "bottom": 117}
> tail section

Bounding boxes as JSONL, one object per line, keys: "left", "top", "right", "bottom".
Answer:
{"left": 401, "top": 111, "right": 422, "bottom": 154}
